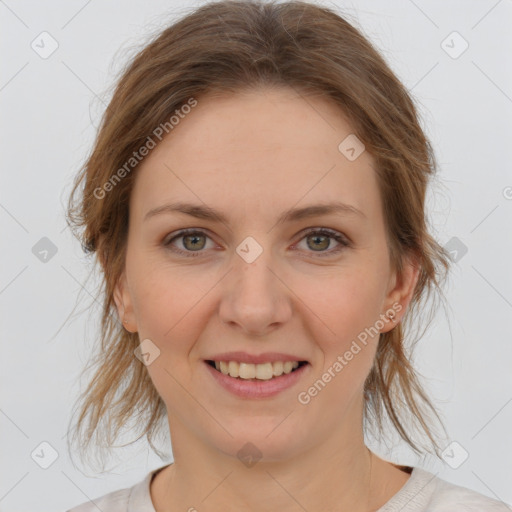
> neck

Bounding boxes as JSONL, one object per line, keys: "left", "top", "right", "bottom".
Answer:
{"left": 154, "top": 419, "right": 379, "bottom": 512}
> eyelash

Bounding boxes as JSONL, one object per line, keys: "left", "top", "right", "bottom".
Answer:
{"left": 163, "top": 227, "right": 350, "bottom": 258}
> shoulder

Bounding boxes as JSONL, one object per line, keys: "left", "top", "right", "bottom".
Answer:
{"left": 383, "top": 466, "right": 510, "bottom": 512}
{"left": 66, "top": 487, "right": 131, "bottom": 512}
{"left": 65, "top": 465, "right": 168, "bottom": 512}
{"left": 427, "top": 472, "right": 510, "bottom": 511}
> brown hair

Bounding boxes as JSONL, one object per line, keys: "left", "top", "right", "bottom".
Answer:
{"left": 66, "top": 0, "right": 451, "bottom": 471}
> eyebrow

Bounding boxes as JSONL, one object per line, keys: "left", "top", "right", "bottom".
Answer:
{"left": 143, "top": 200, "right": 366, "bottom": 225}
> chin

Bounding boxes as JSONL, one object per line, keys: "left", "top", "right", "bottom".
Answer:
{"left": 203, "top": 423, "right": 309, "bottom": 465}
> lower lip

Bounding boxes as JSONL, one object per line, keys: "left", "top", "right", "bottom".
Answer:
{"left": 204, "top": 361, "right": 310, "bottom": 399}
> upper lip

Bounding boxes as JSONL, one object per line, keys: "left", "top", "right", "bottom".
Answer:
{"left": 206, "top": 352, "right": 308, "bottom": 364}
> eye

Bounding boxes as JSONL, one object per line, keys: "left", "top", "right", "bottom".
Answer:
{"left": 163, "top": 227, "right": 350, "bottom": 258}
{"left": 163, "top": 229, "right": 216, "bottom": 257}
{"left": 293, "top": 227, "right": 350, "bottom": 257}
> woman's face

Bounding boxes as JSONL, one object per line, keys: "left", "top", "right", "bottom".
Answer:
{"left": 114, "top": 86, "right": 418, "bottom": 462}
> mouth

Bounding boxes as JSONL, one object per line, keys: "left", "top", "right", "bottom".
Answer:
{"left": 205, "top": 359, "right": 309, "bottom": 381}
{"left": 204, "top": 358, "right": 311, "bottom": 399}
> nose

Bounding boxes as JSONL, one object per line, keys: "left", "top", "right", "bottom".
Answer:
{"left": 218, "top": 246, "right": 292, "bottom": 337}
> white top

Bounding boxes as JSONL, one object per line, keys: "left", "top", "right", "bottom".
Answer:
{"left": 67, "top": 464, "right": 510, "bottom": 511}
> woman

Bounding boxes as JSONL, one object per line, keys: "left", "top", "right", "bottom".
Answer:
{"left": 65, "top": 1, "right": 508, "bottom": 510}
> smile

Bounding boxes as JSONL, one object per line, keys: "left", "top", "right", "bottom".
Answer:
{"left": 207, "top": 360, "right": 308, "bottom": 380}
{"left": 204, "top": 359, "right": 310, "bottom": 399}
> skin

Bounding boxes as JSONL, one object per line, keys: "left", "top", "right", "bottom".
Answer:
{"left": 114, "top": 86, "right": 419, "bottom": 512}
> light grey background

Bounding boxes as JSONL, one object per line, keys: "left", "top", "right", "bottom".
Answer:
{"left": 1, "top": 1, "right": 511, "bottom": 510}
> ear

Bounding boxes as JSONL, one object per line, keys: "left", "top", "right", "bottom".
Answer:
{"left": 113, "top": 270, "right": 137, "bottom": 333}
{"left": 379, "top": 252, "right": 420, "bottom": 333}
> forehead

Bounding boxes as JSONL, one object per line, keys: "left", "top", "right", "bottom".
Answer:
{"left": 130, "top": 87, "right": 382, "bottom": 225}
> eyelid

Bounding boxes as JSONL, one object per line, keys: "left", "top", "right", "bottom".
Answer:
{"left": 163, "top": 226, "right": 350, "bottom": 257}
{"left": 297, "top": 226, "right": 351, "bottom": 245}
{"left": 292, "top": 227, "right": 351, "bottom": 257}
{"left": 162, "top": 228, "right": 219, "bottom": 254}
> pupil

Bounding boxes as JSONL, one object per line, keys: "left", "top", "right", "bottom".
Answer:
{"left": 184, "top": 234, "right": 205, "bottom": 250}
{"left": 309, "top": 234, "right": 328, "bottom": 250}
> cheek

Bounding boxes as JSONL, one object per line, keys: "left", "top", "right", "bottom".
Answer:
{"left": 304, "top": 279, "right": 382, "bottom": 409}
{"left": 297, "top": 269, "right": 385, "bottom": 345}
{"left": 128, "top": 251, "right": 215, "bottom": 337}
{"left": 128, "top": 266, "right": 210, "bottom": 407}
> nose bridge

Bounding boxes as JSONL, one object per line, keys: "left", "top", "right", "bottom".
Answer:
{"left": 218, "top": 234, "right": 291, "bottom": 334}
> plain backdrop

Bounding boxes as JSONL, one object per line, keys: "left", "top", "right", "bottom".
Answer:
{"left": 1, "top": 1, "right": 511, "bottom": 510}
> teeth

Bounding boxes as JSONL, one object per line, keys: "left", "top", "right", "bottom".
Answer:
{"left": 214, "top": 360, "right": 301, "bottom": 380}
